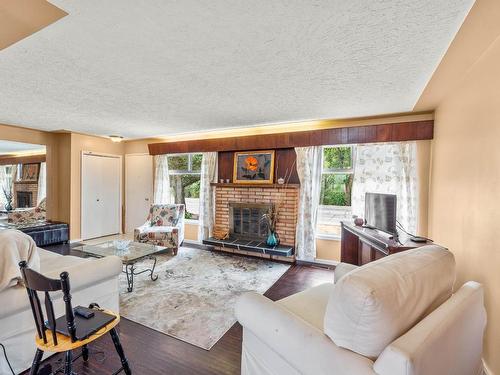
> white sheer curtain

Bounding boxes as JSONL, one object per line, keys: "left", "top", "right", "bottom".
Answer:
{"left": 11, "top": 165, "right": 17, "bottom": 183}
{"left": 153, "top": 155, "right": 171, "bottom": 204}
{"left": 198, "top": 152, "right": 218, "bottom": 241}
{"left": 37, "top": 162, "right": 46, "bottom": 205}
{"left": 0, "top": 166, "right": 7, "bottom": 209}
{"left": 351, "top": 142, "right": 419, "bottom": 234}
{"left": 295, "top": 146, "right": 322, "bottom": 261}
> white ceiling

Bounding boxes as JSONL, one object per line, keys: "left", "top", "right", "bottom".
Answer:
{"left": 0, "top": 140, "right": 46, "bottom": 154}
{"left": 0, "top": 0, "right": 474, "bottom": 139}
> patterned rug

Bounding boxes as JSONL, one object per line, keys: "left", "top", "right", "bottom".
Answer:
{"left": 119, "top": 247, "right": 290, "bottom": 350}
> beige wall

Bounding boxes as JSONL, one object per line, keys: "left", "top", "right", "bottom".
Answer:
{"left": 184, "top": 223, "right": 199, "bottom": 241}
{"left": 0, "top": 0, "right": 67, "bottom": 51}
{"left": 423, "top": 1, "right": 500, "bottom": 373}
{"left": 316, "top": 239, "right": 341, "bottom": 262}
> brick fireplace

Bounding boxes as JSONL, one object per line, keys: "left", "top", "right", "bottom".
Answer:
{"left": 13, "top": 181, "right": 39, "bottom": 208}
{"left": 204, "top": 183, "right": 299, "bottom": 262}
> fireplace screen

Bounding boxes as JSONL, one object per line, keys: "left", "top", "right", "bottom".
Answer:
{"left": 17, "top": 191, "right": 33, "bottom": 208}
{"left": 229, "top": 203, "right": 272, "bottom": 239}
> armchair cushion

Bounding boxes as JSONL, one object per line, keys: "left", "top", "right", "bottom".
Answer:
{"left": 135, "top": 225, "right": 179, "bottom": 248}
{"left": 324, "top": 245, "right": 456, "bottom": 359}
{"left": 149, "top": 204, "right": 184, "bottom": 227}
{"left": 277, "top": 283, "right": 333, "bottom": 330}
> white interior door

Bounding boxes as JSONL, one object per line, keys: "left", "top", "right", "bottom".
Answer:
{"left": 81, "top": 153, "right": 121, "bottom": 240}
{"left": 125, "top": 154, "right": 153, "bottom": 233}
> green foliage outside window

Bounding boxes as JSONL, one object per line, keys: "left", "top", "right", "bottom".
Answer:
{"left": 320, "top": 147, "right": 354, "bottom": 206}
{"left": 191, "top": 154, "right": 202, "bottom": 171}
{"left": 168, "top": 155, "right": 189, "bottom": 170}
{"left": 167, "top": 153, "right": 203, "bottom": 218}
{"left": 323, "top": 146, "right": 352, "bottom": 170}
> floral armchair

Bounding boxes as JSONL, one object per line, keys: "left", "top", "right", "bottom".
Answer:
{"left": 134, "top": 204, "right": 185, "bottom": 255}
{"left": 7, "top": 198, "right": 47, "bottom": 224}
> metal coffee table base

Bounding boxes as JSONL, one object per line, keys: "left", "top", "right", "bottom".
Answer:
{"left": 123, "top": 256, "right": 158, "bottom": 292}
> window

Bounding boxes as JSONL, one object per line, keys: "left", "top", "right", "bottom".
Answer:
{"left": 168, "top": 153, "right": 202, "bottom": 220}
{"left": 317, "top": 146, "right": 355, "bottom": 236}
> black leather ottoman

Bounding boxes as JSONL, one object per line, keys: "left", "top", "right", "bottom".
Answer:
{"left": 19, "top": 221, "right": 69, "bottom": 247}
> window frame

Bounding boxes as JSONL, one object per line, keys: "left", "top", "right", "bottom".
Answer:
{"left": 167, "top": 153, "right": 202, "bottom": 175}
{"left": 317, "top": 145, "right": 356, "bottom": 239}
{"left": 167, "top": 153, "right": 202, "bottom": 222}
{"left": 319, "top": 145, "right": 355, "bottom": 208}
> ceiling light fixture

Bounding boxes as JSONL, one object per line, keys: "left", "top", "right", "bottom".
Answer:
{"left": 109, "top": 135, "right": 124, "bottom": 143}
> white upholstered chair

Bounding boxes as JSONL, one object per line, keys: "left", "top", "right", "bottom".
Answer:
{"left": 236, "top": 245, "right": 486, "bottom": 375}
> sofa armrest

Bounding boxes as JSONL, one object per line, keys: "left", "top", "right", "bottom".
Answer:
{"left": 236, "top": 292, "right": 376, "bottom": 375}
{"left": 45, "top": 255, "right": 122, "bottom": 292}
{"left": 334, "top": 262, "right": 358, "bottom": 283}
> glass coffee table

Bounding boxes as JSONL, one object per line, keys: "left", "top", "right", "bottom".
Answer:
{"left": 73, "top": 241, "right": 167, "bottom": 292}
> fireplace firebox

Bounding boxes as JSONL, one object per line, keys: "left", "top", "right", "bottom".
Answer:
{"left": 17, "top": 191, "right": 33, "bottom": 208}
{"left": 229, "top": 203, "right": 272, "bottom": 239}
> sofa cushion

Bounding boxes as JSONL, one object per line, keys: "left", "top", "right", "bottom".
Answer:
{"left": 324, "top": 245, "right": 455, "bottom": 359}
{"left": 0, "top": 230, "right": 40, "bottom": 291}
{"left": 277, "top": 283, "right": 333, "bottom": 331}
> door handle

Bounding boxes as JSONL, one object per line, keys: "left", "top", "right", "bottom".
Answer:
{"left": 97, "top": 199, "right": 100, "bottom": 202}
{"left": 145, "top": 198, "right": 149, "bottom": 201}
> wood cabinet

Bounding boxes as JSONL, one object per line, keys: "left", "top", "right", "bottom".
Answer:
{"left": 340, "top": 221, "right": 432, "bottom": 266}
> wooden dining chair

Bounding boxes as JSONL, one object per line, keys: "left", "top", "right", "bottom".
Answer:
{"left": 19, "top": 261, "right": 132, "bottom": 375}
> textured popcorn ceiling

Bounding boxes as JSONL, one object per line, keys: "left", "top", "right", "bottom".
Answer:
{"left": 0, "top": 0, "right": 474, "bottom": 139}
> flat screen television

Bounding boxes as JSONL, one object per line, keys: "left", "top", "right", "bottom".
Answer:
{"left": 364, "top": 193, "right": 397, "bottom": 235}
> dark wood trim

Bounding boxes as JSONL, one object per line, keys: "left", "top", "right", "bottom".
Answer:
{"left": 148, "top": 120, "right": 433, "bottom": 155}
{"left": 0, "top": 154, "right": 46, "bottom": 166}
{"left": 211, "top": 183, "right": 300, "bottom": 189}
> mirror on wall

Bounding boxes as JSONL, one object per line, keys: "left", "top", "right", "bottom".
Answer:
{"left": 0, "top": 140, "right": 47, "bottom": 227}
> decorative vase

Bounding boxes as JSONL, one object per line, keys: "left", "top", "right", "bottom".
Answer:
{"left": 266, "top": 231, "right": 279, "bottom": 247}
{"left": 5, "top": 200, "right": 12, "bottom": 211}
{"left": 354, "top": 217, "right": 365, "bottom": 226}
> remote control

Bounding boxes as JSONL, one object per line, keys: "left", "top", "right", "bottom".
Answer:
{"left": 74, "top": 306, "right": 95, "bottom": 319}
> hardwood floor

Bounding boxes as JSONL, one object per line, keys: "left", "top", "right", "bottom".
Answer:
{"left": 22, "top": 244, "right": 335, "bottom": 375}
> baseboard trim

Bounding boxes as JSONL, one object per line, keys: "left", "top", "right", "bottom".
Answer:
{"left": 69, "top": 238, "right": 82, "bottom": 244}
{"left": 183, "top": 240, "right": 209, "bottom": 250}
{"left": 296, "top": 259, "right": 336, "bottom": 269}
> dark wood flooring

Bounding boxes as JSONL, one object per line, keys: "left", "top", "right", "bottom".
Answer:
{"left": 22, "top": 244, "right": 335, "bottom": 375}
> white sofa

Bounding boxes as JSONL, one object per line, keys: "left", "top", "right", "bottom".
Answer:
{"left": 236, "top": 245, "right": 487, "bottom": 375}
{"left": 0, "top": 247, "right": 122, "bottom": 374}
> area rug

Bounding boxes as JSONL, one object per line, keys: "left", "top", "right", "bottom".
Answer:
{"left": 118, "top": 247, "right": 290, "bottom": 350}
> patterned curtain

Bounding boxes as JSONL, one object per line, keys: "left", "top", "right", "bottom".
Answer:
{"left": 351, "top": 142, "right": 419, "bottom": 234}
{"left": 295, "top": 146, "right": 322, "bottom": 261}
{"left": 37, "top": 162, "right": 46, "bottom": 205}
{"left": 153, "top": 155, "right": 171, "bottom": 204}
{"left": 0, "top": 166, "right": 7, "bottom": 209}
{"left": 198, "top": 152, "right": 218, "bottom": 241}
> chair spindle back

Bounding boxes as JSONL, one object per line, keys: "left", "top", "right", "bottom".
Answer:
{"left": 19, "top": 261, "right": 78, "bottom": 344}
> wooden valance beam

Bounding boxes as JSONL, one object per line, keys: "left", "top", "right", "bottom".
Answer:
{"left": 0, "top": 154, "right": 46, "bottom": 166}
{"left": 148, "top": 120, "right": 433, "bottom": 155}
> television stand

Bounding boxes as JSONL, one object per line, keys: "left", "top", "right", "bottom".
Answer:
{"left": 340, "top": 221, "right": 433, "bottom": 266}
